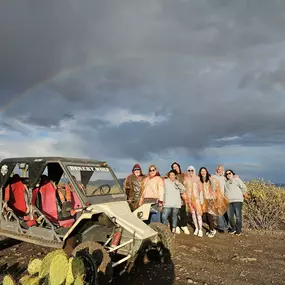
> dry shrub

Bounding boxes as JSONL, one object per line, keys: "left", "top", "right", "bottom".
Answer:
{"left": 243, "top": 178, "right": 285, "bottom": 230}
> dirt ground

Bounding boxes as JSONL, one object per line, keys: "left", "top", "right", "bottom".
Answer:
{"left": 1, "top": 230, "right": 285, "bottom": 285}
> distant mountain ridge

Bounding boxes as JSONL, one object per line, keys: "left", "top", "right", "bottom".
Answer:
{"left": 118, "top": 178, "right": 124, "bottom": 187}
{"left": 89, "top": 178, "right": 125, "bottom": 187}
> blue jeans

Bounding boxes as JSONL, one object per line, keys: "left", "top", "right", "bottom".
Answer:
{"left": 145, "top": 206, "right": 162, "bottom": 224}
{"left": 150, "top": 211, "right": 161, "bottom": 223}
{"left": 162, "top": 207, "right": 179, "bottom": 228}
{"left": 227, "top": 202, "right": 243, "bottom": 234}
{"left": 218, "top": 213, "right": 228, "bottom": 231}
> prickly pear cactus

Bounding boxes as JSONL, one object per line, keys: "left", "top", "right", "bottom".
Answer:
{"left": 65, "top": 257, "right": 74, "bottom": 285}
{"left": 27, "top": 258, "right": 42, "bottom": 275}
{"left": 49, "top": 253, "right": 69, "bottom": 285}
{"left": 19, "top": 275, "right": 30, "bottom": 285}
{"left": 21, "top": 277, "right": 40, "bottom": 285}
{"left": 65, "top": 257, "right": 85, "bottom": 285}
{"left": 3, "top": 275, "right": 16, "bottom": 285}
{"left": 39, "top": 249, "right": 65, "bottom": 279}
{"left": 74, "top": 274, "right": 84, "bottom": 285}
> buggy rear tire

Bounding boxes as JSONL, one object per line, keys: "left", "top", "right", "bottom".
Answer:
{"left": 149, "top": 222, "right": 175, "bottom": 259}
{"left": 72, "top": 241, "right": 113, "bottom": 284}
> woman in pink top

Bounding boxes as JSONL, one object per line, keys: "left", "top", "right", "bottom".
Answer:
{"left": 138, "top": 164, "right": 164, "bottom": 223}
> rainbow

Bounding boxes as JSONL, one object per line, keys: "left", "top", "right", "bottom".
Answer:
{"left": 0, "top": 65, "right": 87, "bottom": 113}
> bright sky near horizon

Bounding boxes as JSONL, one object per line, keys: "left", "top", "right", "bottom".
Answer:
{"left": 0, "top": 1, "right": 285, "bottom": 182}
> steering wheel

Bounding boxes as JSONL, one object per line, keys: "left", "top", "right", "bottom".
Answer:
{"left": 91, "top": 184, "right": 111, "bottom": 195}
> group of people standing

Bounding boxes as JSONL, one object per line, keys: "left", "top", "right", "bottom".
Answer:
{"left": 123, "top": 162, "right": 247, "bottom": 237}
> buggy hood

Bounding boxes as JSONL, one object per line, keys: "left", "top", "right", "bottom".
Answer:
{"left": 64, "top": 201, "right": 157, "bottom": 241}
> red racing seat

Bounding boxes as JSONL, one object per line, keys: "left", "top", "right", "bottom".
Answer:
{"left": 35, "top": 176, "right": 74, "bottom": 227}
{"left": 4, "top": 174, "right": 28, "bottom": 217}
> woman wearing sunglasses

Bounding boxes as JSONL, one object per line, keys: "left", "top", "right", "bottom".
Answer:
{"left": 184, "top": 166, "right": 204, "bottom": 237}
{"left": 123, "top": 164, "right": 145, "bottom": 210}
{"left": 224, "top": 170, "right": 247, "bottom": 236}
{"left": 137, "top": 165, "right": 164, "bottom": 223}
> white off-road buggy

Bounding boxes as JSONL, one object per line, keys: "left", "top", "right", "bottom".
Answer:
{"left": 0, "top": 157, "right": 174, "bottom": 284}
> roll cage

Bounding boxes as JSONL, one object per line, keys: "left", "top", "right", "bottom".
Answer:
{"left": 0, "top": 157, "right": 126, "bottom": 207}
{"left": 0, "top": 157, "right": 126, "bottom": 247}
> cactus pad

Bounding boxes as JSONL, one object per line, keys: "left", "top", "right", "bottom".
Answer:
{"left": 19, "top": 275, "right": 30, "bottom": 285}
{"left": 3, "top": 275, "right": 16, "bottom": 285}
{"left": 25, "top": 277, "right": 40, "bottom": 285}
{"left": 49, "top": 253, "right": 69, "bottom": 285}
{"left": 65, "top": 257, "right": 85, "bottom": 285}
{"left": 28, "top": 258, "right": 42, "bottom": 275}
{"left": 74, "top": 274, "right": 84, "bottom": 285}
{"left": 39, "top": 249, "right": 65, "bottom": 279}
{"left": 65, "top": 258, "right": 74, "bottom": 285}
{"left": 19, "top": 276, "right": 40, "bottom": 285}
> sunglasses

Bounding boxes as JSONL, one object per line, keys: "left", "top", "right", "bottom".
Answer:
{"left": 149, "top": 169, "right": 156, "bottom": 172}
{"left": 188, "top": 170, "right": 194, "bottom": 172}
{"left": 226, "top": 172, "right": 232, "bottom": 175}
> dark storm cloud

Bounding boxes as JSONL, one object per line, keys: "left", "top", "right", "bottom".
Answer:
{"left": 1, "top": 0, "right": 285, "bottom": 169}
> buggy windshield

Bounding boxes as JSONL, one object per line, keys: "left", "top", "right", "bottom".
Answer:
{"left": 66, "top": 165, "right": 123, "bottom": 197}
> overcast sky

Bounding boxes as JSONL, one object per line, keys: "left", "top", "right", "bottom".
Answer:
{"left": 1, "top": 0, "right": 285, "bottom": 182}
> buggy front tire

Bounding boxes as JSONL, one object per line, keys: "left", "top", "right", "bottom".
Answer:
{"left": 72, "top": 241, "right": 113, "bottom": 284}
{"left": 149, "top": 222, "right": 175, "bottom": 259}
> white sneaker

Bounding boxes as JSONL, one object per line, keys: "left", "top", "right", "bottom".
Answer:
{"left": 208, "top": 229, "right": 217, "bottom": 238}
{"left": 181, "top": 226, "right": 190, "bottom": 235}
{"left": 197, "top": 229, "right": 203, "bottom": 237}
{"left": 175, "top": 227, "right": 181, "bottom": 234}
{"left": 193, "top": 228, "right": 199, "bottom": 236}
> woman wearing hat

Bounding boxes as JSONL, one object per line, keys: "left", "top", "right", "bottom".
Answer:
{"left": 123, "top": 164, "right": 145, "bottom": 210}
